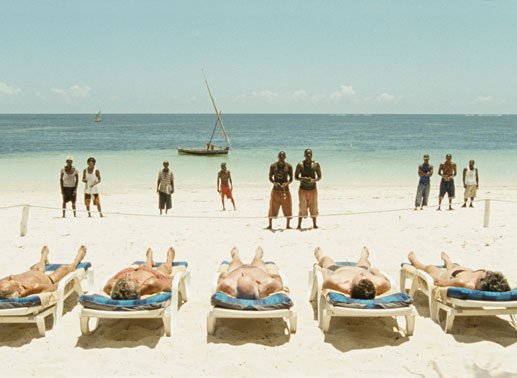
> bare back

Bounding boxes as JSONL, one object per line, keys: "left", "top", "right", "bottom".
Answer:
{"left": 217, "top": 266, "right": 283, "bottom": 299}
{"left": 104, "top": 267, "right": 172, "bottom": 296}
{"left": 322, "top": 266, "right": 391, "bottom": 296}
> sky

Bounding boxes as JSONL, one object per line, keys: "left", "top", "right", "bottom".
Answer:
{"left": 0, "top": 1, "right": 516, "bottom": 114}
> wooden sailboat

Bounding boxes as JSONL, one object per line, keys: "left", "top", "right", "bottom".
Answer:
{"left": 177, "top": 73, "right": 232, "bottom": 155}
{"left": 94, "top": 110, "right": 102, "bottom": 123}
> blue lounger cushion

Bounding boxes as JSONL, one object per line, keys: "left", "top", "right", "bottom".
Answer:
{"left": 0, "top": 262, "right": 93, "bottom": 309}
{"left": 132, "top": 261, "right": 188, "bottom": 268}
{"left": 446, "top": 288, "right": 517, "bottom": 301}
{"left": 326, "top": 291, "right": 413, "bottom": 309}
{"left": 211, "top": 292, "right": 293, "bottom": 311}
{"left": 79, "top": 292, "right": 172, "bottom": 311}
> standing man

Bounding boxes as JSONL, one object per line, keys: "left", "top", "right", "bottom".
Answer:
{"left": 462, "top": 160, "right": 479, "bottom": 208}
{"left": 414, "top": 154, "right": 433, "bottom": 210}
{"left": 82, "top": 157, "right": 103, "bottom": 217}
{"left": 267, "top": 151, "right": 293, "bottom": 230}
{"left": 437, "top": 153, "right": 457, "bottom": 211}
{"left": 157, "top": 160, "right": 174, "bottom": 215}
{"left": 217, "top": 162, "right": 236, "bottom": 211}
{"left": 60, "top": 156, "right": 79, "bottom": 218}
{"left": 295, "top": 148, "right": 322, "bottom": 229}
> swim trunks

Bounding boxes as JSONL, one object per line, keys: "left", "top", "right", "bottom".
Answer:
{"left": 221, "top": 183, "right": 233, "bottom": 199}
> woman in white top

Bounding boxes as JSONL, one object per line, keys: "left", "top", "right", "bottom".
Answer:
{"left": 462, "top": 160, "right": 479, "bottom": 208}
{"left": 82, "top": 157, "right": 103, "bottom": 217}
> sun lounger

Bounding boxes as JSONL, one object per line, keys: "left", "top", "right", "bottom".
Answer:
{"left": 207, "top": 261, "right": 297, "bottom": 335}
{"left": 400, "top": 263, "right": 517, "bottom": 333}
{"left": 78, "top": 261, "right": 189, "bottom": 337}
{"left": 309, "top": 262, "right": 416, "bottom": 335}
{"left": 0, "top": 262, "right": 93, "bottom": 336}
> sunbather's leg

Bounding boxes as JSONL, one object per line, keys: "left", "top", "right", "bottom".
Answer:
{"left": 356, "top": 246, "right": 371, "bottom": 268}
{"left": 314, "top": 247, "right": 337, "bottom": 269}
{"left": 30, "top": 246, "right": 50, "bottom": 272}
{"left": 227, "top": 247, "right": 245, "bottom": 272}
{"left": 408, "top": 251, "right": 442, "bottom": 278}
{"left": 440, "top": 251, "right": 456, "bottom": 270}
{"left": 156, "top": 247, "right": 175, "bottom": 276}
{"left": 48, "top": 245, "right": 87, "bottom": 283}
{"left": 144, "top": 248, "right": 156, "bottom": 267}
{"left": 250, "top": 246, "right": 268, "bottom": 272}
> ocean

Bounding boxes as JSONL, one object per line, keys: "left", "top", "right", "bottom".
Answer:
{"left": 0, "top": 114, "right": 516, "bottom": 191}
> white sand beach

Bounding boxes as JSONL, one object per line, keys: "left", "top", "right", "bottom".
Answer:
{"left": 0, "top": 184, "right": 516, "bottom": 377}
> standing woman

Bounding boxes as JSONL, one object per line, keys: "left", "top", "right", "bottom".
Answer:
{"left": 82, "top": 157, "right": 103, "bottom": 217}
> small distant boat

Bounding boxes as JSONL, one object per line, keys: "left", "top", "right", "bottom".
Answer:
{"left": 177, "top": 72, "right": 231, "bottom": 156}
{"left": 94, "top": 110, "right": 102, "bottom": 123}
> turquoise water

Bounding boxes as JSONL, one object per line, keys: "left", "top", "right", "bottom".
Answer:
{"left": 0, "top": 114, "right": 516, "bottom": 190}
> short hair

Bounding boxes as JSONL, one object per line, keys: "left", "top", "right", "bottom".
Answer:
{"left": 304, "top": 148, "right": 312, "bottom": 155}
{"left": 110, "top": 278, "right": 141, "bottom": 300}
{"left": 87, "top": 157, "right": 96, "bottom": 163}
{"left": 423, "top": 154, "right": 429, "bottom": 159}
{"left": 350, "top": 279, "right": 376, "bottom": 299}
{"left": 278, "top": 151, "right": 286, "bottom": 157}
{"left": 477, "top": 271, "right": 511, "bottom": 292}
{"left": 236, "top": 277, "right": 259, "bottom": 299}
{"left": 446, "top": 154, "right": 452, "bottom": 159}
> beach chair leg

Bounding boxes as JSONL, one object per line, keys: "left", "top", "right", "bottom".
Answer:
{"left": 184, "top": 271, "right": 191, "bottom": 301}
{"left": 321, "top": 310, "right": 331, "bottom": 333}
{"left": 80, "top": 316, "right": 99, "bottom": 336}
{"left": 510, "top": 314, "right": 517, "bottom": 327}
{"left": 163, "top": 313, "right": 172, "bottom": 337}
{"left": 308, "top": 271, "right": 316, "bottom": 301}
{"left": 36, "top": 314, "right": 46, "bottom": 337}
{"left": 87, "top": 269, "right": 95, "bottom": 293}
{"left": 289, "top": 312, "right": 297, "bottom": 334}
{"left": 400, "top": 270, "right": 407, "bottom": 293}
{"left": 207, "top": 313, "right": 216, "bottom": 335}
{"left": 405, "top": 315, "right": 415, "bottom": 336}
{"left": 444, "top": 310, "right": 455, "bottom": 333}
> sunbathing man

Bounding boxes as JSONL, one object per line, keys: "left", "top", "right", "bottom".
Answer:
{"left": 408, "top": 251, "right": 510, "bottom": 292}
{"left": 103, "top": 247, "right": 176, "bottom": 300}
{"left": 0, "top": 245, "right": 87, "bottom": 299}
{"left": 216, "top": 247, "right": 283, "bottom": 299}
{"left": 314, "top": 246, "right": 391, "bottom": 300}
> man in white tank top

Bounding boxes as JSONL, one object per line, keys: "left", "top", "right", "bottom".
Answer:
{"left": 462, "top": 160, "right": 479, "bottom": 208}
{"left": 60, "top": 156, "right": 79, "bottom": 218}
{"left": 82, "top": 157, "right": 103, "bottom": 217}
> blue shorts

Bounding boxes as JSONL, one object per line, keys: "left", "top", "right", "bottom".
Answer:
{"left": 439, "top": 179, "right": 455, "bottom": 199}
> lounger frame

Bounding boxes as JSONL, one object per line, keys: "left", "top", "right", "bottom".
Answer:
{"left": 79, "top": 268, "right": 190, "bottom": 337}
{"left": 207, "top": 269, "right": 297, "bottom": 335}
{"left": 400, "top": 266, "right": 517, "bottom": 333}
{"left": 309, "top": 269, "right": 416, "bottom": 336}
{"left": 0, "top": 266, "right": 93, "bottom": 336}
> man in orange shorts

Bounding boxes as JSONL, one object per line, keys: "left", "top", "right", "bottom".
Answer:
{"left": 217, "top": 162, "right": 236, "bottom": 211}
{"left": 295, "top": 148, "right": 322, "bottom": 229}
{"left": 267, "top": 151, "right": 293, "bottom": 230}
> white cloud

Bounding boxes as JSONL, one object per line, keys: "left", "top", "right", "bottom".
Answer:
{"left": 376, "top": 93, "right": 396, "bottom": 102}
{"left": 0, "top": 82, "right": 21, "bottom": 95}
{"left": 50, "top": 85, "right": 91, "bottom": 100}
{"left": 293, "top": 89, "right": 307, "bottom": 97}
{"left": 329, "top": 85, "right": 356, "bottom": 100}
{"left": 474, "top": 95, "right": 494, "bottom": 103}
{"left": 251, "top": 90, "right": 279, "bottom": 99}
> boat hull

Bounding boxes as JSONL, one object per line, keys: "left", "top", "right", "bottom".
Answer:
{"left": 177, "top": 147, "right": 229, "bottom": 155}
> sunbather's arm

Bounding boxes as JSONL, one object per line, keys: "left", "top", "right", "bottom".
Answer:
{"left": 434, "top": 277, "right": 475, "bottom": 289}
{"left": 19, "top": 282, "right": 57, "bottom": 297}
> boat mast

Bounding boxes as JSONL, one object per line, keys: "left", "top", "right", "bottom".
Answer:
{"left": 203, "top": 71, "right": 232, "bottom": 149}
{"left": 207, "top": 116, "right": 220, "bottom": 148}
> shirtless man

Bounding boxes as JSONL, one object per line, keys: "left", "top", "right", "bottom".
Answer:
{"left": 217, "top": 162, "right": 236, "bottom": 211}
{"left": 314, "top": 246, "right": 391, "bottom": 299}
{"left": 103, "top": 247, "right": 176, "bottom": 300}
{"left": 216, "top": 247, "right": 283, "bottom": 299}
{"left": 437, "top": 154, "right": 457, "bottom": 211}
{"left": 0, "top": 245, "right": 87, "bottom": 299}
{"left": 295, "top": 148, "right": 322, "bottom": 229}
{"left": 408, "top": 251, "right": 510, "bottom": 292}
{"left": 60, "top": 156, "right": 79, "bottom": 218}
{"left": 267, "top": 151, "right": 294, "bottom": 230}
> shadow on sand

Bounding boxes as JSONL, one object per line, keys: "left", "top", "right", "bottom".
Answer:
{"left": 206, "top": 318, "right": 291, "bottom": 346}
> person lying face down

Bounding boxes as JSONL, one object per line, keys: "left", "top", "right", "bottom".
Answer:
{"left": 0, "top": 245, "right": 87, "bottom": 299}
{"left": 216, "top": 247, "right": 284, "bottom": 299}
{"left": 314, "top": 246, "right": 392, "bottom": 300}
{"left": 408, "top": 251, "right": 511, "bottom": 292}
{"left": 103, "top": 247, "right": 176, "bottom": 300}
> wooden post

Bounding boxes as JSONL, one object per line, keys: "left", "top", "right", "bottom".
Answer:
{"left": 20, "top": 205, "right": 30, "bottom": 237}
{"left": 483, "top": 199, "right": 490, "bottom": 228}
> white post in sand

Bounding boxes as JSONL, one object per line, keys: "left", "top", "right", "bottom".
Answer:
{"left": 483, "top": 199, "right": 490, "bottom": 228}
{"left": 20, "top": 205, "right": 30, "bottom": 237}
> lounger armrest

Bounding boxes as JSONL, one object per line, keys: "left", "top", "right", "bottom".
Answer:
{"left": 382, "top": 271, "right": 397, "bottom": 291}
{"left": 211, "top": 272, "right": 220, "bottom": 295}
{"left": 414, "top": 269, "right": 435, "bottom": 297}
{"left": 171, "top": 271, "right": 184, "bottom": 294}
{"left": 278, "top": 269, "right": 289, "bottom": 288}
{"left": 55, "top": 270, "right": 82, "bottom": 327}
{"left": 314, "top": 270, "right": 324, "bottom": 299}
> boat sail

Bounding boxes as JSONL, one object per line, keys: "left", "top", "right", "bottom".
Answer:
{"left": 94, "top": 110, "right": 102, "bottom": 123}
{"left": 177, "top": 72, "right": 231, "bottom": 155}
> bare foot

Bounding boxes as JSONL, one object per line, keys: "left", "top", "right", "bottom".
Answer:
{"left": 254, "top": 246, "right": 264, "bottom": 260}
{"left": 74, "top": 245, "right": 87, "bottom": 266}
{"left": 231, "top": 247, "right": 239, "bottom": 259}
{"left": 146, "top": 248, "right": 156, "bottom": 267}
{"left": 436, "top": 207, "right": 441, "bottom": 211}
{"left": 166, "top": 246, "right": 175, "bottom": 265}
{"left": 408, "top": 251, "right": 417, "bottom": 265}
{"left": 470, "top": 203, "right": 474, "bottom": 208}
{"left": 440, "top": 251, "right": 452, "bottom": 266}
{"left": 41, "top": 245, "right": 50, "bottom": 265}
{"left": 361, "top": 246, "right": 370, "bottom": 259}
{"left": 462, "top": 203, "right": 467, "bottom": 208}
{"left": 314, "top": 247, "right": 322, "bottom": 262}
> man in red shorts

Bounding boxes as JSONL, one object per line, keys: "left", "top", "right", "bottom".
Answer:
{"left": 267, "top": 151, "right": 293, "bottom": 230}
{"left": 217, "top": 162, "right": 236, "bottom": 211}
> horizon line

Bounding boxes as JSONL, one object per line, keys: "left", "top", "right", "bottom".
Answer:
{"left": 0, "top": 112, "right": 515, "bottom": 116}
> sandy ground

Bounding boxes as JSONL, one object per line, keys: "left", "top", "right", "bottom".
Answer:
{"left": 0, "top": 185, "right": 516, "bottom": 377}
